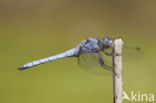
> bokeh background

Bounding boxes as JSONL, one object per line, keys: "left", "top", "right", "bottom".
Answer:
{"left": 0, "top": 0, "right": 156, "bottom": 103}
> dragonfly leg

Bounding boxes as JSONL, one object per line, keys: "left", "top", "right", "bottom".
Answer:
{"left": 98, "top": 55, "right": 112, "bottom": 71}
{"left": 104, "top": 51, "right": 113, "bottom": 56}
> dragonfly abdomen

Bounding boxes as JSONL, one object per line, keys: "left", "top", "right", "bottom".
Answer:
{"left": 18, "top": 48, "right": 78, "bottom": 71}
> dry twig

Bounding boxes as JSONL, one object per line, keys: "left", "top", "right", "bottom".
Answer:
{"left": 113, "top": 38, "right": 123, "bottom": 103}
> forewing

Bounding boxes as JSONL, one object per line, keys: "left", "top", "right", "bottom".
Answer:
{"left": 102, "top": 45, "right": 143, "bottom": 62}
{"left": 122, "top": 46, "right": 144, "bottom": 62}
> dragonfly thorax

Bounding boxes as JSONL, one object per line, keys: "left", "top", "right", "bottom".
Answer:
{"left": 77, "top": 38, "right": 104, "bottom": 54}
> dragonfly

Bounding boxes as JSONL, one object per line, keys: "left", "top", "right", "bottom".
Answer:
{"left": 18, "top": 37, "right": 142, "bottom": 74}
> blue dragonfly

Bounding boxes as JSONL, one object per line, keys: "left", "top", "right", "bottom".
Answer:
{"left": 18, "top": 37, "right": 142, "bottom": 75}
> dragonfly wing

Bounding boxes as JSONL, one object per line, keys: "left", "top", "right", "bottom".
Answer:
{"left": 78, "top": 53, "right": 112, "bottom": 76}
{"left": 101, "top": 45, "right": 143, "bottom": 62}
{"left": 78, "top": 53, "right": 99, "bottom": 68}
{"left": 122, "top": 46, "right": 144, "bottom": 62}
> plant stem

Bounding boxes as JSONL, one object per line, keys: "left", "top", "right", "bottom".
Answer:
{"left": 113, "top": 38, "right": 123, "bottom": 103}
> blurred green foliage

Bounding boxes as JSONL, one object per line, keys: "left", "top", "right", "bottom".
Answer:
{"left": 0, "top": 0, "right": 156, "bottom": 103}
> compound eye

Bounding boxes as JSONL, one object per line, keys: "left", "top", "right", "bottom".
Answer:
{"left": 105, "top": 37, "right": 110, "bottom": 42}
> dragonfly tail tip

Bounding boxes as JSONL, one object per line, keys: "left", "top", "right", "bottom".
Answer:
{"left": 18, "top": 66, "right": 27, "bottom": 71}
{"left": 18, "top": 67, "right": 23, "bottom": 71}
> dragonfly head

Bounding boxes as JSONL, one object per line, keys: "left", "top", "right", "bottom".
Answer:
{"left": 103, "top": 37, "right": 112, "bottom": 48}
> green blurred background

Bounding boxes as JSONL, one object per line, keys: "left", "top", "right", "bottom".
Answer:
{"left": 0, "top": 0, "right": 156, "bottom": 103}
